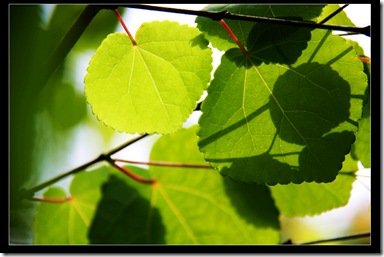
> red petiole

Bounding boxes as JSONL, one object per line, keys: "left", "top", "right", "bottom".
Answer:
{"left": 113, "top": 9, "right": 137, "bottom": 46}
{"left": 108, "top": 159, "right": 156, "bottom": 185}
{"left": 218, "top": 19, "right": 249, "bottom": 57}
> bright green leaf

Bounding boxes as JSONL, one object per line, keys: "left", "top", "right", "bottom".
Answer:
{"left": 198, "top": 29, "right": 367, "bottom": 184}
{"left": 196, "top": 4, "right": 325, "bottom": 52}
{"left": 84, "top": 21, "right": 212, "bottom": 134}
{"left": 34, "top": 167, "right": 109, "bottom": 244}
{"left": 269, "top": 156, "right": 357, "bottom": 217}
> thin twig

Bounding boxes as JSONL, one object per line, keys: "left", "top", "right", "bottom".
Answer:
{"left": 112, "top": 4, "right": 370, "bottom": 36}
{"left": 300, "top": 232, "right": 370, "bottom": 245}
{"left": 113, "top": 158, "right": 213, "bottom": 169}
{"left": 20, "top": 134, "right": 149, "bottom": 198}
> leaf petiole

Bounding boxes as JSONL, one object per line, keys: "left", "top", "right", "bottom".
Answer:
{"left": 113, "top": 9, "right": 137, "bottom": 45}
{"left": 218, "top": 19, "right": 249, "bottom": 57}
{"left": 107, "top": 159, "right": 156, "bottom": 185}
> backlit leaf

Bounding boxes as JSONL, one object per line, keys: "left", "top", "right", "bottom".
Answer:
{"left": 198, "top": 28, "right": 367, "bottom": 184}
{"left": 84, "top": 21, "right": 212, "bottom": 134}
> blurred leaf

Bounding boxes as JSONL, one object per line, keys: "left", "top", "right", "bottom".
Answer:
{"left": 34, "top": 167, "right": 109, "bottom": 244}
{"left": 10, "top": 5, "right": 49, "bottom": 243}
{"left": 74, "top": 8, "right": 123, "bottom": 50}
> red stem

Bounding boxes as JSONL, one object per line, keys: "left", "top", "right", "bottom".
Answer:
{"left": 108, "top": 160, "right": 156, "bottom": 185}
{"left": 113, "top": 9, "right": 137, "bottom": 45}
{"left": 113, "top": 158, "right": 212, "bottom": 169}
{"left": 218, "top": 19, "right": 248, "bottom": 57}
{"left": 31, "top": 196, "right": 72, "bottom": 204}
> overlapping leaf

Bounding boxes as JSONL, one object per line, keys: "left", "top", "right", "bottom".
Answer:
{"left": 34, "top": 167, "right": 109, "bottom": 244}
{"left": 198, "top": 25, "right": 367, "bottom": 184}
{"left": 196, "top": 4, "right": 325, "bottom": 52}
{"left": 269, "top": 155, "right": 357, "bottom": 217}
{"left": 89, "top": 127, "right": 280, "bottom": 244}
{"left": 84, "top": 21, "right": 212, "bottom": 134}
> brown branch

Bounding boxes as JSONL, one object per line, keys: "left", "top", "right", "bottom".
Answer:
{"left": 20, "top": 134, "right": 149, "bottom": 198}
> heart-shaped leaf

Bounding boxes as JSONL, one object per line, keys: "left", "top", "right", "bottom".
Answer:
{"left": 84, "top": 21, "right": 212, "bottom": 134}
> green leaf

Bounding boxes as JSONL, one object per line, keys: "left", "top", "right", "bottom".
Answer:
{"left": 269, "top": 155, "right": 357, "bottom": 216}
{"left": 352, "top": 104, "right": 370, "bottom": 168}
{"left": 89, "top": 127, "right": 280, "bottom": 244}
{"left": 198, "top": 29, "right": 367, "bottom": 184}
{"left": 34, "top": 167, "right": 109, "bottom": 244}
{"left": 196, "top": 4, "right": 325, "bottom": 52}
{"left": 84, "top": 21, "right": 212, "bottom": 134}
{"left": 351, "top": 53, "right": 370, "bottom": 168}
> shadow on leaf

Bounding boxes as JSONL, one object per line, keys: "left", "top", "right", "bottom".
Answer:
{"left": 247, "top": 20, "right": 313, "bottom": 66}
{"left": 88, "top": 175, "right": 165, "bottom": 244}
{"left": 270, "top": 63, "right": 351, "bottom": 145}
{"left": 210, "top": 131, "right": 355, "bottom": 184}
